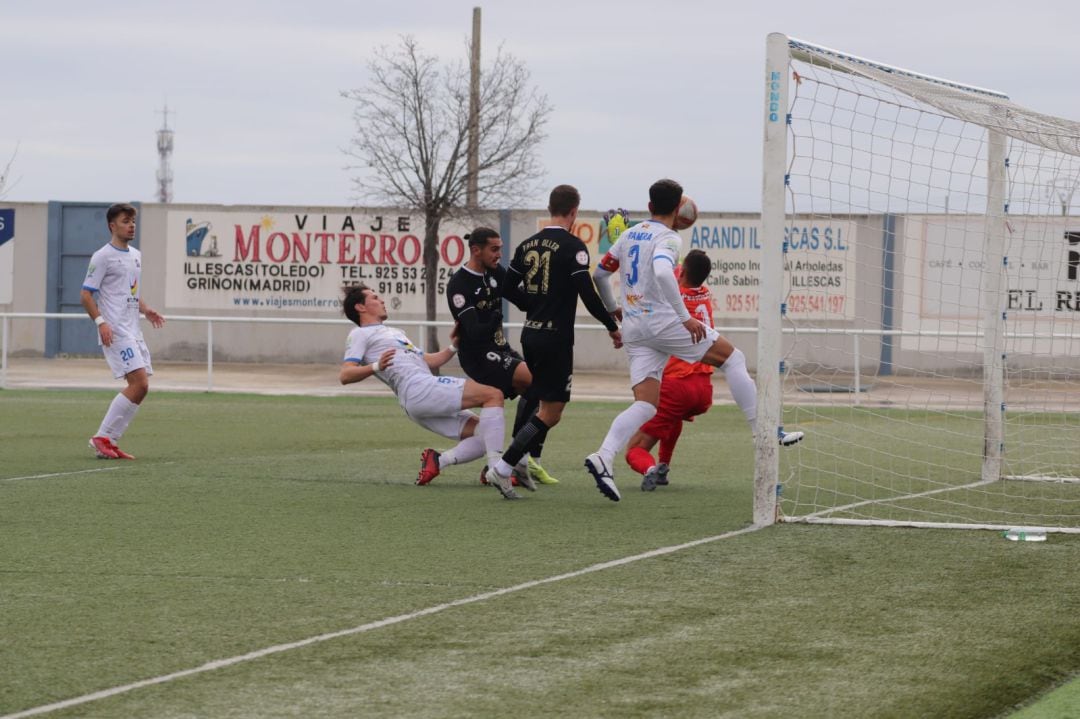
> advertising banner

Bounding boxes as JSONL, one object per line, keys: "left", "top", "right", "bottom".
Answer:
{"left": 689, "top": 218, "right": 856, "bottom": 320}
{"left": 901, "top": 215, "right": 1080, "bottom": 352}
{"left": 166, "top": 210, "right": 477, "bottom": 313}
{"left": 911, "top": 216, "right": 1080, "bottom": 319}
{"left": 536, "top": 214, "right": 856, "bottom": 321}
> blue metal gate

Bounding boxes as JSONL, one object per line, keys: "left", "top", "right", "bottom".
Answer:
{"left": 46, "top": 202, "right": 140, "bottom": 356}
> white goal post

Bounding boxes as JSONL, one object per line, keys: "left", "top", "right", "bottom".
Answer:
{"left": 755, "top": 34, "right": 1080, "bottom": 532}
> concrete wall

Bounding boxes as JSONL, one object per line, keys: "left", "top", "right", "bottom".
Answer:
{"left": 1, "top": 202, "right": 48, "bottom": 356}
{"left": 2, "top": 203, "right": 634, "bottom": 369}
{"left": 5, "top": 201, "right": 1074, "bottom": 376}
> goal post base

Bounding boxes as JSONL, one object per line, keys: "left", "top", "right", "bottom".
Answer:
{"left": 780, "top": 516, "right": 1080, "bottom": 534}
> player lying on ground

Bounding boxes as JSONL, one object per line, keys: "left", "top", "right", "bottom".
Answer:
{"left": 338, "top": 284, "right": 518, "bottom": 500}
{"left": 441, "top": 226, "right": 558, "bottom": 490}
{"left": 588, "top": 179, "right": 804, "bottom": 502}
{"left": 624, "top": 250, "right": 717, "bottom": 491}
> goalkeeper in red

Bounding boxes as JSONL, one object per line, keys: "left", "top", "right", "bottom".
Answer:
{"left": 588, "top": 179, "right": 803, "bottom": 501}
{"left": 624, "top": 249, "right": 716, "bottom": 491}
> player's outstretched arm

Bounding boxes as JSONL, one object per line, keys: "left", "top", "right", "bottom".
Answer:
{"left": 339, "top": 349, "right": 395, "bottom": 385}
{"left": 423, "top": 342, "right": 459, "bottom": 370}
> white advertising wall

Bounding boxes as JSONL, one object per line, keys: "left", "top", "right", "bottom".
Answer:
{"left": 8, "top": 202, "right": 1075, "bottom": 374}
{"left": 901, "top": 215, "right": 1080, "bottom": 356}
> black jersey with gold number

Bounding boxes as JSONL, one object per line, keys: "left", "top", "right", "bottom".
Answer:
{"left": 507, "top": 227, "right": 617, "bottom": 344}
{"left": 446, "top": 265, "right": 509, "bottom": 360}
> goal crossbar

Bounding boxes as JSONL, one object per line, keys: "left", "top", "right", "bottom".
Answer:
{"left": 756, "top": 33, "right": 1080, "bottom": 532}
{"left": 785, "top": 36, "right": 1080, "bottom": 156}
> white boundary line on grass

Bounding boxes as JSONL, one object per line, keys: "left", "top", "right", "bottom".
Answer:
{"left": 1, "top": 524, "right": 764, "bottom": 719}
{"left": 1, "top": 467, "right": 121, "bottom": 482}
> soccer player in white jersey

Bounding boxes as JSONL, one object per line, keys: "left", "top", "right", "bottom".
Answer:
{"left": 339, "top": 284, "right": 520, "bottom": 500}
{"left": 586, "top": 179, "right": 803, "bottom": 501}
{"left": 80, "top": 203, "right": 166, "bottom": 460}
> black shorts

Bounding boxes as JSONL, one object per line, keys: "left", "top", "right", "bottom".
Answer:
{"left": 460, "top": 348, "right": 524, "bottom": 400}
{"left": 522, "top": 332, "right": 574, "bottom": 403}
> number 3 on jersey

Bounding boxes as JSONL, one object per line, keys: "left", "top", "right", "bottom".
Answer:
{"left": 524, "top": 249, "right": 552, "bottom": 294}
{"left": 625, "top": 244, "right": 641, "bottom": 287}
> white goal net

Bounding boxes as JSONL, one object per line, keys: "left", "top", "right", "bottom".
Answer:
{"left": 755, "top": 34, "right": 1080, "bottom": 532}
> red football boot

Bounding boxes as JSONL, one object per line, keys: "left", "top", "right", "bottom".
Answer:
{"left": 89, "top": 436, "right": 119, "bottom": 459}
{"left": 416, "top": 448, "right": 441, "bottom": 485}
{"left": 107, "top": 439, "right": 136, "bottom": 460}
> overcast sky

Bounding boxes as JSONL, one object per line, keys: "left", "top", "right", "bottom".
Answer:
{"left": 2, "top": 0, "right": 1078, "bottom": 212}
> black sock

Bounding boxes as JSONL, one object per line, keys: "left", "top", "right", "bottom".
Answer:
{"left": 502, "top": 416, "right": 549, "bottom": 468}
{"left": 513, "top": 393, "right": 540, "bottom": 436}
{"left": 530, "top": 426, "right": 548, "bottom": 460}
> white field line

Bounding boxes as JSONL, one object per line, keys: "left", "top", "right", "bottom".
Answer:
{"left": 1, "top": 524, "right": 765, "bottom": 719}
{"left": 1, "top": 467, "right": 121, "bottom": 482}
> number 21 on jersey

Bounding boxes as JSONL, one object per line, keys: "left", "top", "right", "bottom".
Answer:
{"left": 524, "top": 249, "right": 551, "bottom": 294}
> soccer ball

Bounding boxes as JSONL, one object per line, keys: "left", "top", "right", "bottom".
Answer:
{"left": 673, "top": 195, "right": 698, "bottom": 230}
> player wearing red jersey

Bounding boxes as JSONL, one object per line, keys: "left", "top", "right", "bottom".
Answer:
{"left": 624, "top": 250, "right": 715, "bottom": 490}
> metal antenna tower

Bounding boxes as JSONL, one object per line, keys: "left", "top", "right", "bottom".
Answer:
{"left": 156, "top": 104, "right": 174, "bottom": 203}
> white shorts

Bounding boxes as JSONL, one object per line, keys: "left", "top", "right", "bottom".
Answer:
{"left": 626, "top": 323, "right": 720, "bottom": 387}
{"left": 103, "top": 336, "right": 153, "bottom": 380}
{"left": 399, "top": 375, "right": 474, "bottom": 440}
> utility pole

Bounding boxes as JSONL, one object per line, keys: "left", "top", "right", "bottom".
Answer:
{"left": 466, "top": 7, "right": 481, "bottom": 209}
{"left": 156, "top": 104, "right": 175, "bottom": 203}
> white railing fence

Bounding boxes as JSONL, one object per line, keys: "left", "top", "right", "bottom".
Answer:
{"left": 3, "top": 312, "right": 1077, "bottom": 394}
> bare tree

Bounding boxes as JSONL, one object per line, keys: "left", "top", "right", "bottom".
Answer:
{"left": 343, "top": 35, "right": 551, "bottom": 349}
{"left": 0, "top": 143, "right": 20, "bottom": 199}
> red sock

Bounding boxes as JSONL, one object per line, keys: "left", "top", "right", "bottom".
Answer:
{"left": 626, "top": 447, "right": 656, "bottom": 475}
{"left": 658, "top": 423, "right": 682, "bottom": 465}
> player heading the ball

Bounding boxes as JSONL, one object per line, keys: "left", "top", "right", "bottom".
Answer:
{"left": 588, "top": 179, "right": 804, "bottom": 502}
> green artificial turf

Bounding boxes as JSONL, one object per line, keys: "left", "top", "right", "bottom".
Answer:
{"left": 2, "top": 389, "right": 1079, "bottom": 718}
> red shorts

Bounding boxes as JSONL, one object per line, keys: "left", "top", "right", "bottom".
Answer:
{"left": 638, "top": 372, "right": 713, "bottom": 442}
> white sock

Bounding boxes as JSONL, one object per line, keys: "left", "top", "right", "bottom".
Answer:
{"left": 720, "top": 348, "right": 757, "bottom": 431}
{"left": 598, "top": 400, "right": 657, "bottom": 465}
{"left": 97, "top": 393, "right": 139, "bottom": 441}
{"left": 439, "top": 436, "right": 485, "bottom": 468}
{"left": 477, "top": 407, "right": 506, "bottom": 467}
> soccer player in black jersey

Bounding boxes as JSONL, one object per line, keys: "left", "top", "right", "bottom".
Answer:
{"left": 416, "top": 227, "right": 558, "bottom": 490}
{"left": 483, "top": 184, "right": 622, "bottom": 495}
